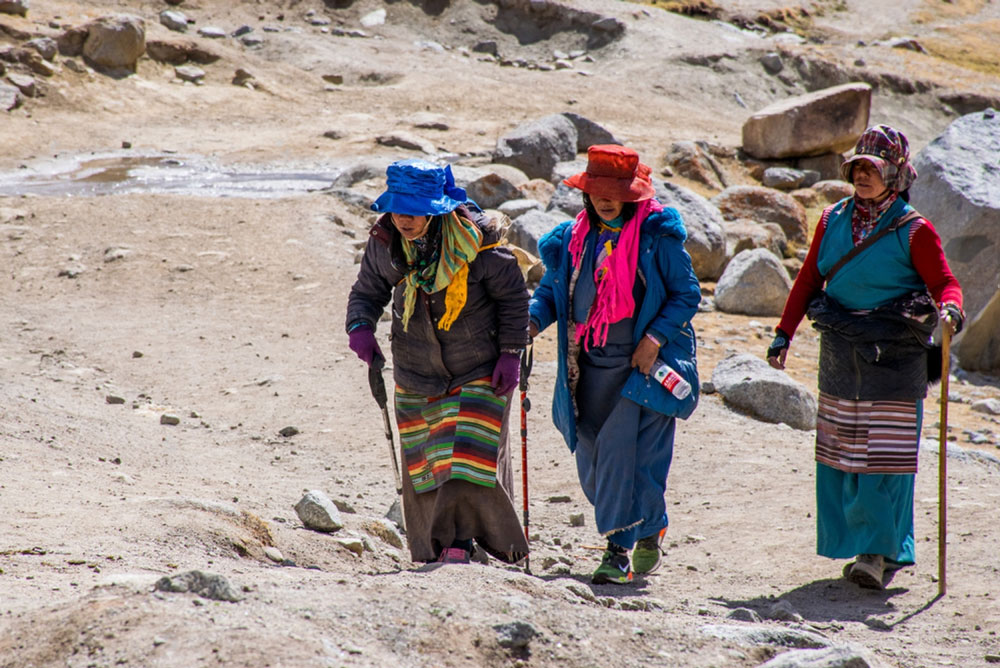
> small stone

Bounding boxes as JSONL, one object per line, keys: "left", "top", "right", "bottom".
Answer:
{"left": 198, "top": 26, "right": 227, "bottom": 39}
{"left": 278, "top": 426, "right": 299, "bottom": 438}
{"left": 362, "top": 518, "right": 404, "bottom": 549}
{"left": 263, "top": 546, "right": 283, "bottom": 563}
{"left": 547, "top": 495, "right": 572, "bottom": 503}
{"left": 335, "top": 537, "right": 364, "bottom": 555}
{"left": 984, "top": 654, "right": 1000, "bottom": 664}
{"left": 106, "top": 394, "right": 126, "bottom": 405}
{"left": 160, "top": 413, "right": 181, "bottom": 426}
{"left": 132, "top": 351, "right": 143, "bottom": 358}
{"left": 767, "top": 599, "right": 803, "bottom": 623}
{"left": 568, "top": 513, "right": 585, "bottom": 527}
{"left": 321, "top": 74, "right": 343, "bottom": 85}
{"left": 727, "top": 607, "right": 762, "bottom": 623}
{"left": 294, "top": 490, "right": 343, "bottom": 532}
{"left": 175, "top": 65, "right": 205, "bottom": 83}
{"left": 494, "top": 621, "right": 538, "bottom": 650}
{"left": 971, "top": 398, "right": 1000, "bottom": 416}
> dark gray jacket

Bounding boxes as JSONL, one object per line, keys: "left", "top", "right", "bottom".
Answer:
{"left": 346, "top": 206, "right": 529, "bottom": 395}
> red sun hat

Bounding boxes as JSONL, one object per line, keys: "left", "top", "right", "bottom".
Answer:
{"left": 563, "top": 144, "right": 656, "bottom": 202}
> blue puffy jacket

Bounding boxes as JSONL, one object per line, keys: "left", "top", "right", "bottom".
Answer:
{"left": 529, "top": 206, "right": 702, "bottom": 452}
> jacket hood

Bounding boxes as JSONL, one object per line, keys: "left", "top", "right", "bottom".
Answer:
{"left": 641, "top": 206, "right": 687, "bottom": 243}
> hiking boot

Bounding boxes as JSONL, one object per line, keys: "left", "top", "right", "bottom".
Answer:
{"left": 437, "top": 547, "right": 470, "bottom": 564}
{"left": 592, "top": 549, "right": 633, "bottom": 585}
{"left": 847, "top": 554, "right": 885, "bottom": 589}
{"left": 632, "top": 527, "right": 666, "bottom": 575}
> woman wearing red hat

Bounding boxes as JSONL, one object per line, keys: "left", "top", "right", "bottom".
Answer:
{"left": 529, "top": 145, "right": 702, "bottom": 584}
{"left": 767, "top": 125, "right": 964, "bottom": 589}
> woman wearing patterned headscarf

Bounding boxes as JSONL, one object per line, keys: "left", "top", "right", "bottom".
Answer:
{"left": 767, "top": 125, "right": 965, "bottom": 589}
{"left": 346, "top": 159, "right": 530, "bottom": 566}
{"left": 530, "top": 145, "right": 702, "bottom": 584}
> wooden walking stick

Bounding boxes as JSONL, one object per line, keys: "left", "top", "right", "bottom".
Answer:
{"left": 938, "top": 322, "right": 952, "bottom": 596}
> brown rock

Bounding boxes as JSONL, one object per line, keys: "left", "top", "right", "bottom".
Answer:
{"left": 146, "top": 38, "right": 219, "bottom": 65}
{"left": 83, "top": 14, "right": 146, "bottom": 73}
{"left": 665, "top": 141, "right": 724, "bottom": 190}
{"left": 711, "top": 185, "right": 808, "bottom": 243}
{"left": 813, "top": 179, "right": 854, "bottom": 205}
{"left": 57, "top": 26, "right": 88, "bottom": 57}
{"left": 742, "top": 82, "right": 872, "bottom": 159}
{"left": 517, "top": 178, "right": 555, "bottom": 205}
{"left": 958, "top": 289, "right": 1000, "bottom": 374}
{"left": 790, "top": 187, "right": 819, "bottom": 208}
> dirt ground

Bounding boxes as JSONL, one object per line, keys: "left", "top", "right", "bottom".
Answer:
{"left": 1, "top": 1, "right": 999, "bottom": 667}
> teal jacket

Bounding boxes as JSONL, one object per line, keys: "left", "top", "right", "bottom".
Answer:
{"left": 529, "top": 206, "right": 702, "bottom": 452}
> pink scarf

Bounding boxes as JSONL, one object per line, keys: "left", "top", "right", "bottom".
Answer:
{"left": 569, "top": 198, "right": 662, "bottom": 350}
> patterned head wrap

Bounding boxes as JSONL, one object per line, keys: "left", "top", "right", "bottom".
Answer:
{"left": 839, "top": 124, "right": 918, "bottom": 193}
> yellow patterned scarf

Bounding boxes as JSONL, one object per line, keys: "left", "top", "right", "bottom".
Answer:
{"left": 400, "top": 211, "right": 485, "bottom": 332}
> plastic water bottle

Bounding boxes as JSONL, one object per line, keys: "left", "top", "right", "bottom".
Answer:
{"left": 650, "top": 361, "right": 691, "bottom": 399}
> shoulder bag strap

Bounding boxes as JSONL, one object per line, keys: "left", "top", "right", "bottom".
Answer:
{"left": 822, "top": 209, "right": 922, "bottom": 285}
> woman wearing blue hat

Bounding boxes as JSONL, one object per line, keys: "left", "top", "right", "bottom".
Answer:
{"left": 346, "top": 159, "right": 530, "bottom": 565}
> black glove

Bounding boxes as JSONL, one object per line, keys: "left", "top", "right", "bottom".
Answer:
{"left": 766, "top": 328, "right": 791, "bottom": 360}
{"left": 941, "top": 303, "right": 964, "bottom": 334}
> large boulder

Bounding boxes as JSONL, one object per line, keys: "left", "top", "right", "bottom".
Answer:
{"left": 957, "top": 288, "right": 1000, "bottom": 374}
{"left": 82, "top": 15, "right": 146, "bottom": 73}
{"left": 712, "top": 185, "right": 808, "bottom": 244}
{"left": 712, "top": 353, "right": 817, "bottom": 430}
{"left": 561, "top": 112, "right": 621, "bottom": 151}
{"left": 653, "top": 180, "right": 727, "bottom": 281}
{"left": 508, "top": 210, "right": 565, "bottom": 257}
{"left": 909, "top": 108, "right": 1000, "bottom": 323}
{"left": 715, "top": 248, "right": 792, "bottom": 316}
{"left": 493, "top": 114, "right": 578, "bottom": 181}
{"left": 742, "top": 83, "right": 872, "bottom": 159}
{"left": 546, "top": 181, "right": 583, "bottom": 219}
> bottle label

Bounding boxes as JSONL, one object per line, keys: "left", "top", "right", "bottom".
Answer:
{"left": 652, "top": 362, "right": 691, "bottom": 399}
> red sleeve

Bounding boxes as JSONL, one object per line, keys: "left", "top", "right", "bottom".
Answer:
{"left": 909, "top": 218, "right": 963, "bottom": 310}
{"left": 777, "top": 207, "right": 831, "bottom": 338}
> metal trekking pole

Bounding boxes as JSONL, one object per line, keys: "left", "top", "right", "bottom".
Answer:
{"left": 519, "top": 343, "right": 534, "bottom": 575}
{"left": 938, "top": 321, "right": 952, "bottom": 596}
{"left": 368, "top": 353, "right": 403, "bottom": 497}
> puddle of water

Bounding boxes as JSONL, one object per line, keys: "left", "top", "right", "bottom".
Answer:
{"left": 0, "top": 153, "right": 337, "bottom": 198}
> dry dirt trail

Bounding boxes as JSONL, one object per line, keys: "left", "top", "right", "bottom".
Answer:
{"left": 1, "top": 1, "right": 999, "bottom": 667}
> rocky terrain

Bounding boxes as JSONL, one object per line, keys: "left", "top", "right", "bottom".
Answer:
{"left": 1, "top": 1, "right": 999, "bottom": 667}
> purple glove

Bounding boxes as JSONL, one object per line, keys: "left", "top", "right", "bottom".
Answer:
{"left": 348, "top": 325, "right": 382, "bottom": 367}
{"left": 491, "top": 352, "right": 521, "bottom": 396}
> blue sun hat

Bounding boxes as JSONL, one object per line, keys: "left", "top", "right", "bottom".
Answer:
{"left": 370, "top": 159, "right": 468, "bottom": 216}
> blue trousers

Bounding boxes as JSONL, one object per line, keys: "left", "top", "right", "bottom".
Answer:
{"left": 575, "top": 395, "right": 676, "bottom": 551}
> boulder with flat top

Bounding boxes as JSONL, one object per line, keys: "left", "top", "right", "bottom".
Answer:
{"left": 742, "top": 83, "right": 872, "bottom": 159}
